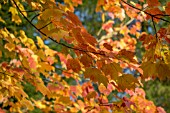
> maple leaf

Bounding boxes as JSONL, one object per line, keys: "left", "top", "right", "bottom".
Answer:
{"left": 58, "top": 95, "right": 72, "bottom": 105}
{"left": 116, "top": 74, "right": 139, "bottom": 91}
{"left": 146, "top": 0, "right": 160, "bottom": 7}
{"left": 102, "top": 62, "right": 122, "bottom": 80}
{"left": 4, "top": 43, "right": 15, "bottom": 52}
{"left": 156, "top": 61, "right": 170, "bottom": 80}
{"left": 84, "top": 67, "right": 108, "bottom": 87}
{"left": 165, "top": 2, "right": 170, "bottom": 15}
{"left": 118, "top": 49, "right": 137, "bottom": 63}
{"left": 86, "top": 91, "right": 97, "bottom": 100}
{"left": 140, "top": 61, "right": 157, "bottom": 79}
{"left": 146, "top": 8, "right": 163, "bottom": 22}
{"left": 80, "top": 54, "right": 93, "bottom": 67}
{"left": 66, "top": 58, "right": 81, "bottom": 73}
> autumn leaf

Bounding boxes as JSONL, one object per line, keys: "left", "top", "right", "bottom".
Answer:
{"left": 86, "top": 91, "right": 97, "bottom": 100}
{"left": 156, "top": 61, "right": 170, "bottom": 80}
{"left": 146, "top": 0, "right": 160, "bottom": 7}
{"left": 58, "top": 95, "right": 72, "bottom": 105}
{"left": 116, "top": 74, "right": 139, "bottom": 91}
{"left": 145, "top": 8, "right": 163, "bottom": 22}
{"left": 103, "top": 43, "right": 113, "bottom": 51}
{"left": 102, "top": 62, "right": 122, "bottom": 80}
{"left": 140, "top": 61, "right": 157, "bottom": 79}
{"left": 66, "top": 58, "right": 81, "bottom": 73}
{"left": 165, "top": 2, "right": 170, "bottom": 15}
{"left": 4, "top": 43, "right": 15, "bottom": 52}
{"left": 80, "top": 54, "right": 93, "bottom": 67}
{"left": 21, "top": 98, "right": 34, "bottom": 110}
{"left": 118, "top": 49, "right": 137, "bottom": 63}
{"left": 84, "top": 67, "right": 108, "bottom": 87}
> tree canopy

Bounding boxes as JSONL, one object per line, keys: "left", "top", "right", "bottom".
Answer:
{"left": 0, "top": 0, "right": 170, "bottom": 112}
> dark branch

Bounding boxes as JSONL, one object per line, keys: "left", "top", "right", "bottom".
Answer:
{"left": 151, "top": 16, "right": 158, "bottom": 40}
{"left": 154, "top": 14, "right": 170, "bottom": 17}
{"left": 38, "top": 21, "right": 52, "bottom": 30}
{"left": 31, "top": 14, "right": 40, "bottom": 22}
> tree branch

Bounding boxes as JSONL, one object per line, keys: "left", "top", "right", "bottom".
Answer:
{"left": 38, "top": 21, "right": 52, "bottom": 30}
{"left": 31, "top": 14, "right": 40, "bottom": 22}
{"left": 151, "top": 16, "right": 158, "bottom": 40}
{"left": 12, "top": 0, "right": 107, "bottom": 57}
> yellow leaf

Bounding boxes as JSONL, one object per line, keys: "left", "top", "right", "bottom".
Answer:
{"left": 36, "top": 36, "right": 44, "bottom": 48}
{"left": 4, "top": 43, "right": 15, "bottom": 52}
{"left": 35, "top": 78, "right": 51, "bottom": 97}
{"left": 102, "top": 13, "right": 105, "bottom": 22}
{"left": 58, "top": 95, "right": 72, "bottom": 105}
{"left": 19, "top": 30, "right": 27, "bottom": 44}
{"left": 21, "top": 98, "right": 34, "bottom": 110}
{"left": 9, "top": 7, "right": 22, "bottom": 24}
{"left": 0, "top": 17, "right": 5, "bottom": 24}
{"left": 98, "top": 83, "right": 106, "bottom": 93}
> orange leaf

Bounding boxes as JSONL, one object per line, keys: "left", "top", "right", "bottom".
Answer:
{"left": 165, "top": 2, "right": 170, "bottom": 15}
{"left": 72, "top": 27, "right": 85, "bottom": 44}
{"left": 80, "top": 54, "right": 93, "bottom": 67}
{"left": 146, "top": 0, "right": 160, "bottom": 7}
{"left": 66, "top": 58, "right": 81, "bottom": 73}
{"left": 146, "top": 8, "right": 163, "bottom": 22}
{"left": 103, "top": 43, "right": 113, "bottom": 51}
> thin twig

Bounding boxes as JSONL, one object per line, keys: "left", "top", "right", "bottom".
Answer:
{"left": 38, "top": 21, "right": 52, "bottom": 30}
{"left": 154, "top": 14, "right": 170, "bottom": 17}
{"left": 31, "top": 14, "right": 40, "bottom": 22}
{"left": 151, "top": 16, "right": 158, "bottom": 40}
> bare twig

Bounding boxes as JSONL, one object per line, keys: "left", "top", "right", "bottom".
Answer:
{"left": 31, "top": 14, "right": 40, "bottom": 22}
